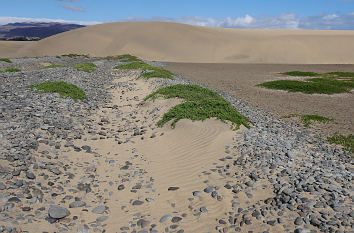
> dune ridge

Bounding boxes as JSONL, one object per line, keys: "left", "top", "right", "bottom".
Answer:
{"left": 1, "top": 21, "right": 354, "bottom": 64}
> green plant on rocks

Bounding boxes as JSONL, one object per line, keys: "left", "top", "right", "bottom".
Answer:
{"left": 328, "top": 134, "right": 354, "bottom": 153}
{"left": 61, "top": 54, "right": 89, "bottom": 58}
{"left": 27, "top": 81, "right": 86, "bottom": 101}
{"left": 41, "top": 64, "right": 65, "bottom": 69}
{"left": 144, "top": 84, "right": 250, "bottom": 130}
{"left": 0, "top": 58, "right": 12, "bottom": 63}
{"left": 114, "top": 61, "right": 174, "bottom": 79}
{"left": 4, "top": 68, "right": 21, "bottom": 72}
{"left": 257, "top": 77, "right": 354, "bottom": 94}
{"left": 284, "top": 114, "right": 333, "bottom": 127}
{"left": 281, "top": 71, "right": 320, "bottom": 77}
{"left": 107, "top": 54, "right": 141, "bottom": 62}
{"left": 72, "top": 63, "right": 97, "bottom": 72}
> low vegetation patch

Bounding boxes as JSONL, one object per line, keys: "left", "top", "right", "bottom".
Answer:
{"left": 257, "top": 77, "right": 354, "bottom": 94}
{"left": 41, "top": 64, "right": 65, "bottom": 69}
{"left": 328, "top": 134, "right": 354, "bottom": 153}
{"left": 284, "top": 114, "right": 333, "bottom": 127}
{"left": 0, "top": 58, "right": 12, "bottom": 63}
{"left": 72, "top": 62, "right": 96, "bottom": 72}
{"left": 326, "top": 72, "right": 354, "bottom": 78}
{"left": 114, "top": 61, "right": 174, "bottom": 79}
{"left": 61, "top": 54, "right": 89, "bottom": 58}
{"left": 282, "top": 71, "right": 320, "bottom": 77}
{"left": 27, "top": 81, "right": 86, "bottom": 101}
{"left": 144, "top": 84, "right": 250, "bottom": 129}
{"left": 4, "top": 68, "right": 21, "bottom": 72}
{"left": 107, "top": 54, "right": 141, "bottom": 62}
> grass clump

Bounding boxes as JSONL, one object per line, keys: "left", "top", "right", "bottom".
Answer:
{"left": 144, "top": 84, "right": 250, "bottom": 129}
{"left": 326, "top": 72, "right": 354, "bottom": 78}
{"left": 4, "top": 68, "right": 21, "bottom": 72}
{"left": 107, "top": 54, "right": 141, "bottom": 62}
{"left": 0, "top": 58, "right": 12, "bottom": 63}
{"left": 284, "top": 114, "right": 333, "bottom": 127}
{"left": 27, "top": 81, "right": 86, "bottom": 101}
{"left": 72, "top": 62, "right": 96, "bottom": 72}
{"left": 61, "top": 54, "right": 89, "bottom": 58}
{"left": 282, "top": 71, "right": 320, "bottom": 77}
{"left": 41, "top": 64, "right": 65, "bottom": 69}
{"left": 257, "top": 77, "right": 354, "bottom": 94}
{"left": 114, "top": 61, "right": 174, "bottom": 79}
{"left": 328, "top": 134, "right": 354, "bottom": 153}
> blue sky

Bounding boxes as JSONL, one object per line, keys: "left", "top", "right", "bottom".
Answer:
{"left": 1, "top": 0, "right": 354, "bottom": 29}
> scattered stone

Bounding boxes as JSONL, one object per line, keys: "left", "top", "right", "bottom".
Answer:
{"left": 48, "top": 206, "right": 70, "bottom": 219}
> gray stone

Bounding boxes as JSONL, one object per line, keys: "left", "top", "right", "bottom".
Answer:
{"left": 69, "top": 201, "right": 86, "bottom": 208}
{"left": 92, "top": 205, "right": 106, "bottom": 214}
{"left": 48, "top": 205, "right": 70, "bottom": 219}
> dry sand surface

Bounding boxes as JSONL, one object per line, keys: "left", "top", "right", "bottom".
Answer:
{"left": 165, "top": 63, "right": 354, "bottom": 135}
{"left": 1, "top": 22, "right": 354, "bottom": 64}
{"left": 6, "top": 72, "right": 287, "bottom": 233}
{"left": 1, "top": 57, "right": 353, "bottom": 233}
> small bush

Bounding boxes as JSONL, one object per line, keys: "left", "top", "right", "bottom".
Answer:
{"left": 257, "top": 78, "right": 354, "bottom": 94}
{"left": 4, "top": 68, "right": 21, "bottom": 72}
{"left": 282, "top": 71, "right": 320, "bottom": 77}
{"left": 61, "top": 54, "right": 89, "bottom": 58}
{"left": 107, "top": 54, "right": 141, "bottom": 62}
{"left": 72, "top": 63, "right": 96, "bottom": 72}
{"left": 145, "top": 84, "right": 250, "bottom": 130}
{"left": 27, "top": 81, "right": 86, "bottom": 101}
{"left": 0, "top": 58, "right": 12, "bottom": 63}
{"left": 284, "top": 114, "right": 333, "bottom": 127}
{"left": 41, "top": 64, "right": 65, "bottom": 69}
{"left": 114, "top": 61, "right": 174, "bottom": 79}
{"left": 328, "top": 134, "right": 354, "bottom": 153}
{"left": 326, "top": 72, "right": 354, "bottom": 78}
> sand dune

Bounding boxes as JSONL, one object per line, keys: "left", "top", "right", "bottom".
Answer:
{"left": 1, "top": 21, "right": 354, "bottom": 64}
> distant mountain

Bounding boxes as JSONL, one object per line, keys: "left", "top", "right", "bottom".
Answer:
{"left": 0, "top": 22, "right": 85, "bottom": 41}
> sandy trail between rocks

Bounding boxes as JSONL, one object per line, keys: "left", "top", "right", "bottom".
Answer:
{"left": 14, "top": 72, "right": 274, "bottom": 232}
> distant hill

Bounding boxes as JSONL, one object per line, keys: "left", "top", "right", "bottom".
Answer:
{"left": 1, "top": 22, "right": 354, "bottom": 64}
{"left": 0, "top": 22, "right": 85, "bottom": 41}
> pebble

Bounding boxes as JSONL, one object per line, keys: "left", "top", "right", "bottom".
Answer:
{"left": 48, "top": 205, "right": 70, "bottom": 219}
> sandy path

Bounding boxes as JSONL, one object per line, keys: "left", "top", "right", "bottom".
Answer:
{"left": 15, "top": 71, "right": 262, "bottom": 233}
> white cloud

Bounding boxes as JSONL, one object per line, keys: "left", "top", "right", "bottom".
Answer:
{"left": 0, "top": 16, "right": 100, "bottom": 26}
{"left": 1, "top": 13, "right": 353, "bottom": 30}
{"left": 124, "top": 13, "right": 354, "bottom": 30}
{"left": 60, "top": 4, "right": 86, "bottom": 12}
{"left": 323, "top": 14, "right": 339, "bottom": 20}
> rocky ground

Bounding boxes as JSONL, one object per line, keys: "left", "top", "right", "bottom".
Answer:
{"left": 0, "top": 57, "right": 353, "bottom": 233}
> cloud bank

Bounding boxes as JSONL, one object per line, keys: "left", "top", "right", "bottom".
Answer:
{"left": 60, "top": 4, "right": 86, "bottom": 12}
{"left": 125, "top": 13, "right": 354, "bottom": 30}
{"left": 0, "top": 16, "right": 99, "bottom": 26}
{"left": 1, "top": 13, "right": 353, "bottom": 30}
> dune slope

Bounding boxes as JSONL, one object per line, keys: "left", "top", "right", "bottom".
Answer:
{"left": 2, "top": 21, "right": 354, "bottom": 64}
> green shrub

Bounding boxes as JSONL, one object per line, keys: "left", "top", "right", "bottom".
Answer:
{"left": 257, "top": 78, "right": 354, "bottom": 94}
{"left": 72, "top": 63, "right": 96, "bottom": 72}
{"left": 0, "top": 58, "right": 12, "bottom": 63}
{"left": 328, "top": 134, "right": 354, "bottom": 153}
{"left": 41, "top": 64, "right": 65, "bottom": 69}
{"left": 114, "top": 61, "right": 174, "bottom": 79}
{"left": 107, "top": 54, "right": 141, "bottom": 62}
{"left": 282, "top": 71, "right": 320, "bottom": 77}
{"left": 145, "top": 84, "right": 250, "bottom": 130}
{"left": 61, "top": 54, "right": 89, "bottom": 58}
{"left": 4, "top": 68, "right": 21, "bottom": 72}
{"left": 27, "top": 81, "right": 86, "bottom": 101}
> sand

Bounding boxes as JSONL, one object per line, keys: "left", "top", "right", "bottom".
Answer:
{"left": 165, "top": 63, "right": 354, "bottom": 135}
{"left": 1, "top": 22, "right": 354, "bottom": 64}
{"left": 11, "top": 71, "right": 282, "bottom": 233}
